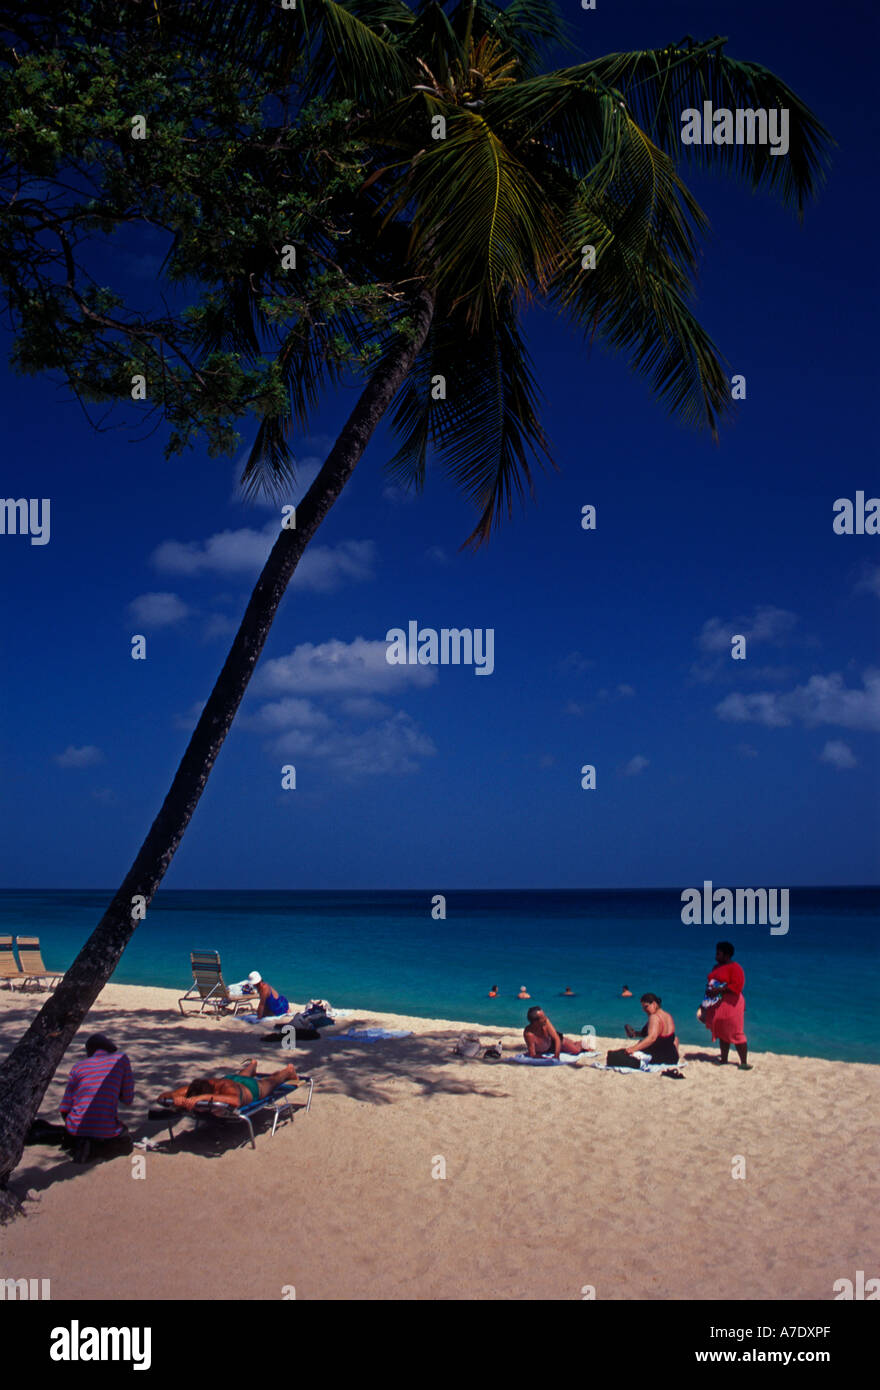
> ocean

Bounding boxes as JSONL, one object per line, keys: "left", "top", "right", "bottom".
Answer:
{"left": 1, "top": 887, "right": 877, "bottom": 1063}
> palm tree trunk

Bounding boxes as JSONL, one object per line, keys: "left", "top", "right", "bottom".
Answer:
{"left": 0, "top": 285, "right": 434, "bottom": 1215}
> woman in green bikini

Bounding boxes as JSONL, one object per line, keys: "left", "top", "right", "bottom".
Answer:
{"left": 158, "top": 1059, "right": 298, "bottom": 1112}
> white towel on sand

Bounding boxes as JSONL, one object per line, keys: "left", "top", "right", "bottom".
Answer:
{"left": 510, "top": 1052, "right": 595, "bottom": 1065}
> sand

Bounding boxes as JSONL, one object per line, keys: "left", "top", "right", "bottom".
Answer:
{"left": 1, "top": 981, "right": 878, "bottom": 1301}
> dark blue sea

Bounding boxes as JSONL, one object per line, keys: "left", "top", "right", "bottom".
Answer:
{"left": 1, "top": 888, "right": 877, "bottom": 1062}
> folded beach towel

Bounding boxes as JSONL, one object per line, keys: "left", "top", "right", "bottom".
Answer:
{"left": 591, "top": 1060, "right": 689, "bottom": 1074}
{"left": 510, "top": 1052, "right": 589, "bottom": 1065}
{"left": 333, "top": 1028, "right": 412, "bottom": 1041}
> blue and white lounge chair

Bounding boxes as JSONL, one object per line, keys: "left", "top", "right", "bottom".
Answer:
{"left": 158, "top": 1078, "right": 313, "bottom": 1150}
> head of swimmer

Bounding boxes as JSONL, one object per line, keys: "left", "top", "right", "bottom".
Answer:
{"left": 640, "top": 993, "right": 661, "bottom": 1016}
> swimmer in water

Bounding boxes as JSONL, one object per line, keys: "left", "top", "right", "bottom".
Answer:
{"left": 620, "top": 985, "right": 633, "bottom": 997}
{"left": 517, "top": 985, "right": 531, "bottom": 1000}
{"left": 488, "top": 985, "right": 498, "bottom": 998}
{"left": 562, "top": 987, "right": 575, "bottom": 996}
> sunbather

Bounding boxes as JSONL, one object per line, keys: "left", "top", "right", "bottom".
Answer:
{"left": 248, "top": 971, "right": 290, "bottom": 1019}
{"left": 523, "top": 1007, "right": 592, "bottom": 1059}
{"left": 615, "top": 994, "right": 678, "bottom": 1064}
{"left": 158, "top": 1060, "right": 298, "bottom": 1112}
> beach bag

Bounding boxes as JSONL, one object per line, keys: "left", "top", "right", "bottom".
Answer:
{"left": 452, "top": 1033, "right": 483, "bottom": 1059}
{"left": 482, "top": 1041, "right": 504, "bottom": 1062}
{"left": 606, "top": 1049, "right": 641, "bottom": 1068}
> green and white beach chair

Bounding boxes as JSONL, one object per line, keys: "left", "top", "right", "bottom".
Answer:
{"left": 178, "top": 950, "right": 257, "bottom": 1017}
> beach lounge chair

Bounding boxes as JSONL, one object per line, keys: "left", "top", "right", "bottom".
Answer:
{"left": 0, "top": 936, "right": 24, "bottom": 989}
{"left": 15, "top": 937, "right": 63, "bottom": 991}
{"left": 178, "top": 950, "right": 256, "bottom": 1017}
{"left": 158, "top": 1078, "right": 313, "bottom": 1150}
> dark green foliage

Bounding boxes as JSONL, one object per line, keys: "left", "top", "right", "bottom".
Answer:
{"left": 0, "top": 2, "right": 832, "bottom": 541}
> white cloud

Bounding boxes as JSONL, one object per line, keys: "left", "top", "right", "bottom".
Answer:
{"left": 172, "top": 701, "right": 206, "bottom": 731}
{"left": 693, "top": 606, "right": 805, "bottom": 682}
{"left": 152, "top": 524, "right": 374, "bottom": 593}
{"left": 201, "top": 613, "right": 237, "bottom": 642}
{"left": 737, "top": 743, "right": 759, "bottom": 759}
{"left": 560, "top": 651, "right": 595, "bottom": 673}
{"left": 617, "top": 684, "right": 635, "bottom": 698}
{"left": 855, "top": 565, "right": 880, "bottom": 599}
{"left": 55, "top": 745, "right": 104, "bottom": 768}
{"left": 153, "top": 524, "right": 273, "bottom": 575}
{"left": 273, "top": 710, "right": 436, "bottom": 777}
{"left": 240, "top": 698, "right": 332, "bottom": 733}
{"left": 698, "top": 605, "right": 798, "bottom": 654}
{"left": 128, "top": 592, "right": 191, "bottom": 628}
{"left": 425, "top": 546, "right": 449, "bottom": 565}
{"left": 621, "top": 754, "right": 649, "bottom": 776}
{"left": 257, "top": 638, "right": 437, "bottom": 695}
{"left": 819, "top": 740, "right": 858, "bottom": 769}
{"left": 716, "top": 670, "right": 880, "bottom": 732}
{"left": 564, "top": 701, "right": 585, "bottom": 717}
{"left": 339, "top": 696, "right": 394, "bottom": 720}
{"left": 383, "top": 483, "right": 417, "bottom": 505}
{"left": 293, "top": 540, "right": 374, "bottom": 593}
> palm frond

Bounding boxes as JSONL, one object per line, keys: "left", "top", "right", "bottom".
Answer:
{"left": 579, "top": 39, "right": 833, "bottom": 215}
{"left": 303, "top": 0, "right": 413, "bottom": 101}
{"left": 395, "top": 106, "right": 562, "bottom": 327}
{"left": 386, "top": 300, "right": 551, "bottom": 545}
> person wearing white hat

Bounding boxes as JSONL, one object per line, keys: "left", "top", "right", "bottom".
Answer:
{"left": 248, "top": 971, "right": 290, "bottom": 1019}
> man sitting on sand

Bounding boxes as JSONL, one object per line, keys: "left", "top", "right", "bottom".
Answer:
{"left": 58, "top": 1033, "right": 135, "bottom": 1161}
{"left": 158, "top": 1059, "right": 298, "bottom": 1111}
{"left": 523, "top": 1007, "right": 592, "bottom": 1059}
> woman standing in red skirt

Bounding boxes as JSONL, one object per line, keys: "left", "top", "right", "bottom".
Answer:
{"left": 700, "top": 941, "right": 752, "bottom": 1069}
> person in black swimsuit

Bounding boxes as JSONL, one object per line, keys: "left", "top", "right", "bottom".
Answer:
{"left": 611, "top": 994, "right": 679, "bottom": 1065}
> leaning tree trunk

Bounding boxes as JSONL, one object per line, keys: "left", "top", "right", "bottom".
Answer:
{"left": 0, "top": 286, "right": 434, "bottom": 1216}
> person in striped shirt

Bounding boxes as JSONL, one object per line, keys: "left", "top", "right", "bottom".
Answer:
{"left": 59, "top": 1033, "right": 134, "bottom": 1158}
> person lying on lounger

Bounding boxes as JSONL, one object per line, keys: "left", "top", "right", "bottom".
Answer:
{"left": 157, "top": 1059, "right": 298, "bottom": 1112}
{"left": 523, "top": 1007, "right": 593, "bottom": 1059}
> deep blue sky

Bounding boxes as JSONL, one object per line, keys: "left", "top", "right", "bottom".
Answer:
{"left": 2, "top": 0, "right": 878, "bottom": 889}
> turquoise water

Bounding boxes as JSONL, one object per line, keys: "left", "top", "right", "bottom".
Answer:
{"left": 1, "top": 888, "right": 877, "bottom": 1062}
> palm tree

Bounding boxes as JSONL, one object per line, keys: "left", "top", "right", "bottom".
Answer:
{"left": 0, "top": 0, "right": 831, "bottom": 1212}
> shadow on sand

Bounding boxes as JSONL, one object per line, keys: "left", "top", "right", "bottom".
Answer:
{"left": 1, "top": 992, "right": 514, "bottom": 1201}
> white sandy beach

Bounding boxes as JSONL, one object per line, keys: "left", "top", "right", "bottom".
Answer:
{"left": 1, "top": 981, "right": 878, "bottom": 1301}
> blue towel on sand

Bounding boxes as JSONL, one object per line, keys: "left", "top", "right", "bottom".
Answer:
{"left": 333, "top": 1028, "right": 412, "bottom": 1041}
